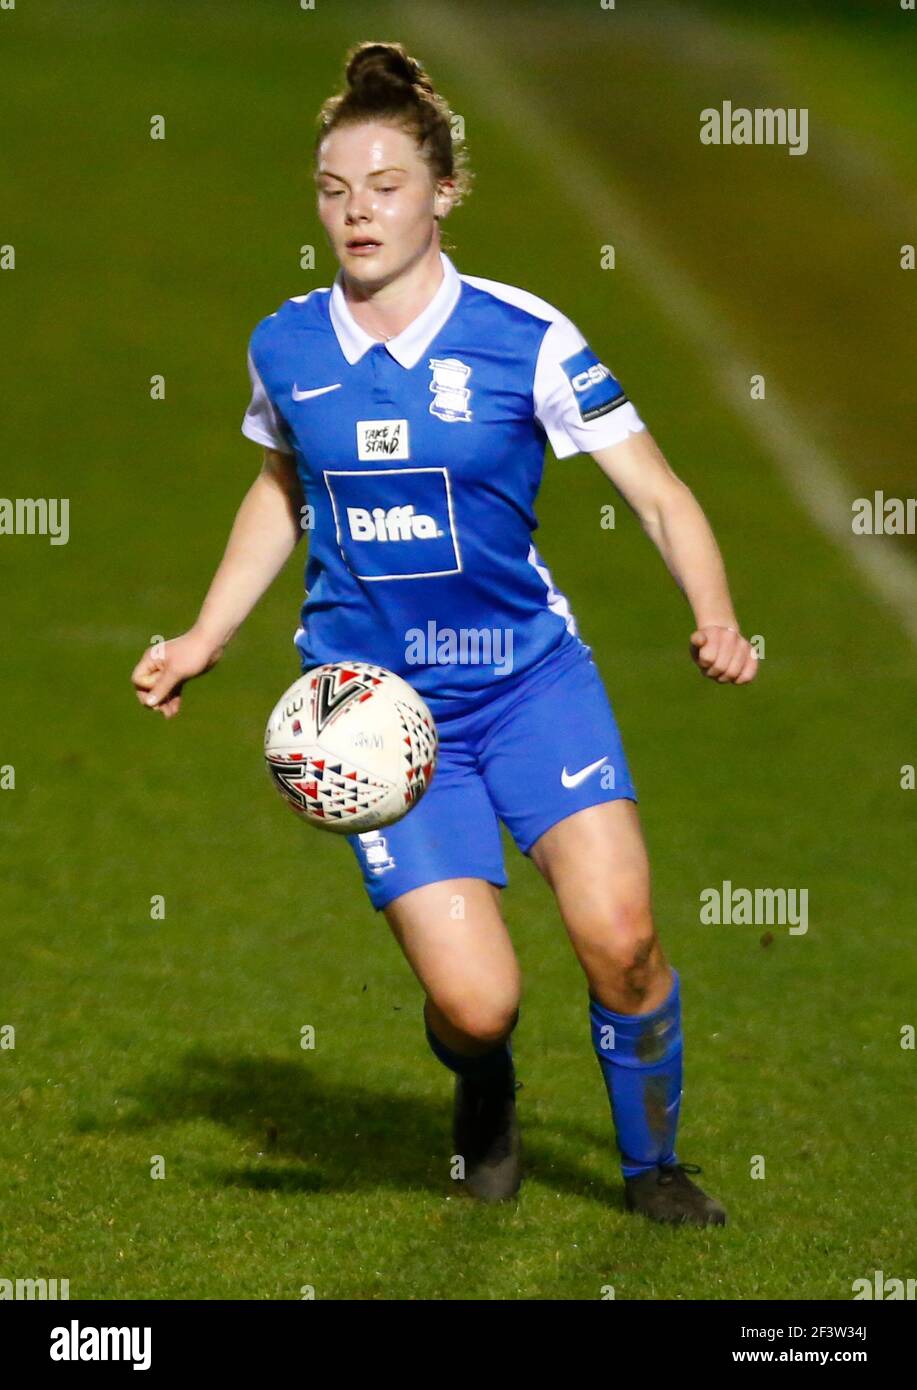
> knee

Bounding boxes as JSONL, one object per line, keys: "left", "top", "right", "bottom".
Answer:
{"left": 430, "top": 993, "right": 520, "bottom": 1048}
{"left": 610, "top": 937, "right": 660, "bottom": 1002}
{"left": 581, "top": 898, "right": 661, "bottom": 1000}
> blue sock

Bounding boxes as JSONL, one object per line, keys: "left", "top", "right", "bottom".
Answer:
{"left": 425, "top": 1010, "right": 517, "bottom": 1096}
{"left": 590, "top": 970, "right": 682, "bottom": 1178}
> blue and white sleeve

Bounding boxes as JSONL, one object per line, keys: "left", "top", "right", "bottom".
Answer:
{"left": 533, "top": 313, "right": 645, "bottom": 459}
{"left": 241, "top": 346, "right": 294, "bottom": 454}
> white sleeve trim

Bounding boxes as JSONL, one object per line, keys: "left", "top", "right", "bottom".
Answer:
{"left": 534, "top": 314, "right": 645, "bottom": 459}
{"left": 241, "top": 348, "right": 294, "bottom": 455}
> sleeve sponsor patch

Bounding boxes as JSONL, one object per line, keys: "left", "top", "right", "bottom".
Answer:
{"left": 560, "top": 347, "right": 628, "bottom": 422}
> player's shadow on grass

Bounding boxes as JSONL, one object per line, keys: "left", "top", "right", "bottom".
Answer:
{"left": 116, "top": 1048, "right": 621, "bottom": 1202}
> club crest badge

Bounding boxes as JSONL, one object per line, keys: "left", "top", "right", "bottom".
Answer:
{"left": 428, "top": 357, "right": 472, "bottom": 422}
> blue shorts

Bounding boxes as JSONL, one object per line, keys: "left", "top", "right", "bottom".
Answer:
{"left": 346, "top": 636, "right": 638, "bottom": 910}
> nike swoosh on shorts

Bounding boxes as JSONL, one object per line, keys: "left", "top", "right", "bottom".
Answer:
{"left": 561, "top": 755, "right": 608, "bottom": 789}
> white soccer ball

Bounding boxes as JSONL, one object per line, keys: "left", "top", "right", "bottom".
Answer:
{"left": 264, "top": 661, "right": 438, "bottom": 834}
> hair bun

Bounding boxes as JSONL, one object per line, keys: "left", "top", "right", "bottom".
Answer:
{"left": 346, "top": 42, "right": 429, "bottom": 98}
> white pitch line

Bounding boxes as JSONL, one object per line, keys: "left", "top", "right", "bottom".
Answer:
{"left": 401, "top": 2, "right": 917, "bottom": 648}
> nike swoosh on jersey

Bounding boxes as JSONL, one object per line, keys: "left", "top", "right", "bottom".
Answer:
{"left": 292, "top": 383, "right": 342, "bottom": 401}
{"left": 561, "top": 755, "right": 608, "bottom": 789}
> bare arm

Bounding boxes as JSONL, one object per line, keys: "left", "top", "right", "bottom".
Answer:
{"left": 194, "top": 447, "right": 304, "bottom": 651}
{"left": 590, "top": 430, "right": 758, "bottom": 684}
{"left": 131, "top": 447, "right": 305, "bottom": 717}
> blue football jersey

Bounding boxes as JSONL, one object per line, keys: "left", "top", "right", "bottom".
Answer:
{"left": 242, "top": 251, "right": 645, "bottom": 719}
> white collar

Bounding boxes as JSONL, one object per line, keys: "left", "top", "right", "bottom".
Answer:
{"left": 329, "top": 250, "right": 462, "bottom": 369}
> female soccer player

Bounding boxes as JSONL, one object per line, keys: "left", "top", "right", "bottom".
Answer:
{"left": 132, "top": 42, "right": 758, "bottom": 1223}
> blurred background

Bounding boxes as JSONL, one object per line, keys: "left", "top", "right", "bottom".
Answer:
{"left": 1, "top": 0, "right": 915, "bottom": 1299}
